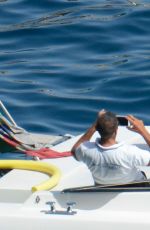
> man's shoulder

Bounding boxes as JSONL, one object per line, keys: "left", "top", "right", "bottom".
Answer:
{"left": 75, "top": 141, "right": 99, "bottom": 162}
{"left": 119, "top": 143, "right": 150, "bottom": 160}
{"left": 79, "top": 141, "right": 97, "bottom": 150}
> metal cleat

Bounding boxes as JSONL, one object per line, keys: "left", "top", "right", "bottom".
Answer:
{"left": 46, "top": 201, "right": 56, "bottom": 212}
{"left": 41, "top": 201, "right": 77, "bottom": 215}
{"left": 66, "top": 202, "right": 76, "bottom": 214}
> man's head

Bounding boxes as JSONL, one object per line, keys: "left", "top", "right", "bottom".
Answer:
{"left": 96, "top": 111, "right": 118, "bottom": 140}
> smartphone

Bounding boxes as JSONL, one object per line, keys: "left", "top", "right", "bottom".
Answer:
{"left": 117, "top": 116, "right": 129, "bottom": 126}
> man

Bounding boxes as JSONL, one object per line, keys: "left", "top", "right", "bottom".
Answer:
{"left": 71, "top": 110, "right": 150, "bottom": 185}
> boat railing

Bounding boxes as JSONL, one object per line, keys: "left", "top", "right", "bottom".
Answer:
{"left": 0, "top": 100, "right": 17, "bottom": 127}
{"left": 62, "top": 180, "right": 150, "bottom": 193}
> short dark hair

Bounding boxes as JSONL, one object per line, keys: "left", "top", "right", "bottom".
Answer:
{"left": 96, "top": 111, "right": 118, "bottom": 140}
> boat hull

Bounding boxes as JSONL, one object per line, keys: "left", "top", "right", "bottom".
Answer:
{"left": 0, "top": 191, "right": 150, "bottom": 230}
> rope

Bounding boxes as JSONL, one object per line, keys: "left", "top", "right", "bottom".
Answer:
{"left": 0, "top": 134, "right": 72, "bottom": 159}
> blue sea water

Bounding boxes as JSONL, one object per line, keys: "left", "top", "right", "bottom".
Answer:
{"left": 0, "top": 0, "right": 150, "bottom": 148}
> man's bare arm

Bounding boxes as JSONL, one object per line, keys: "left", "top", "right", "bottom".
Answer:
{"left": 71, "top": 109, "right": 106, "bottom": 157}
{"left": 71, "top": 123, "right": 96, "bottom": 156}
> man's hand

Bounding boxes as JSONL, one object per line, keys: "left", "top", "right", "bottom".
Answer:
{"left": 126, "top": 115, "right": 150, "bottom": 147}
{"left": 98, "top": 109, "right": 106, "bottom": 118}
{"left": 96, "top": 109, "right": 106, "bottom": 127}
{"left": 126, "top": 115, "right": 146, "bottom": 135}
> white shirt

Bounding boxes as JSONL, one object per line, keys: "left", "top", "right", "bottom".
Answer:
{"left": 75, "top": 138, "right": 150, "bottom": 184}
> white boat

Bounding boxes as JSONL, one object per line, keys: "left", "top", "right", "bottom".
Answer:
{"left": 0, "top": 102, "right": 150, "bottom": 229}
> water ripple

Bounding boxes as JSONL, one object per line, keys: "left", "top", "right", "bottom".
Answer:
{"left": 0, "top": 0, "right": 150, "bottom": 135}
{"left": 0, "top": 1, "right": 149, "bottom": 31}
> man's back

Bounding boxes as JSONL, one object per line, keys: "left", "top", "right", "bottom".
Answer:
{"left": 75, "top": 139, "right": 150, "bottom": 184}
